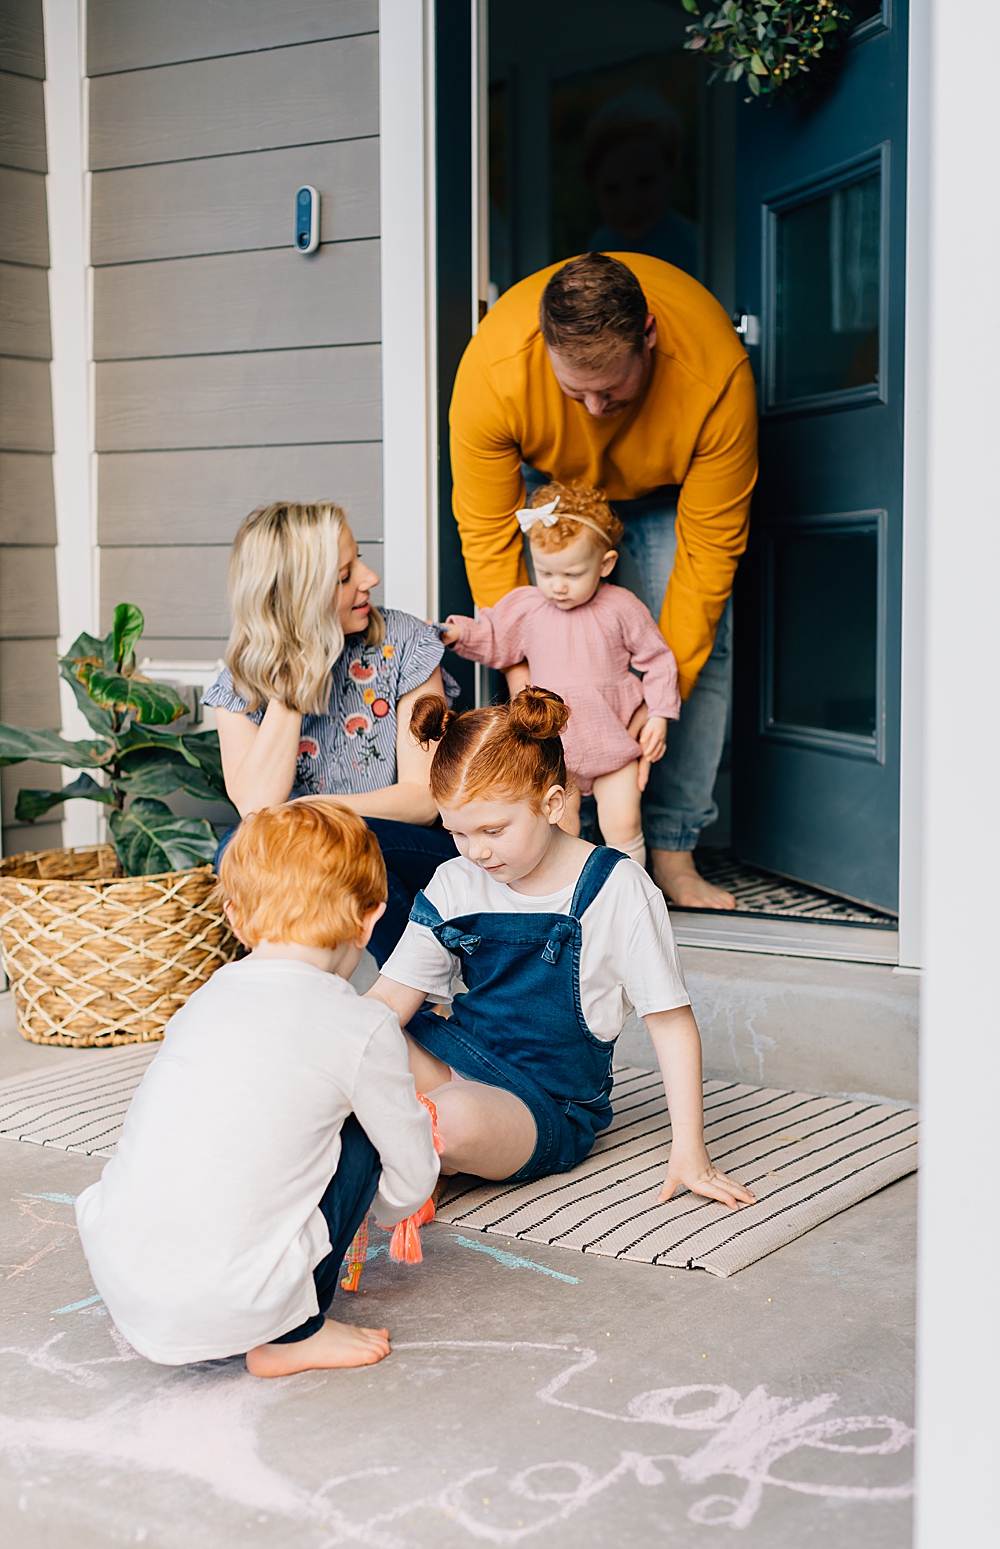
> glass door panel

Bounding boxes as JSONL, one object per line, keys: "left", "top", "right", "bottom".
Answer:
{"left": 773, "top": 169, "right": 881, "bottom": 405}
{"left": 765, "top": 517, "right": 883, "bottom": 755}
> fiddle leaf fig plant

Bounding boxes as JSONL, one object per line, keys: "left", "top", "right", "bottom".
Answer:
{"left": 0, "top": 603, "right": 234, "bottom": 877}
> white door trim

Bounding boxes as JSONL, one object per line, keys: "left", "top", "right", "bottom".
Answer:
{"left": 378, "top": 0, "right": 438, "bottom": 622}
{"left": 41, "top": 0, "right": 100, "bottom": 847}
{"left": 915, "top": 0, "right": 1000, "bottom": 1540}
{"left": 897, "top": 0, "right": 929, "bottom": 969}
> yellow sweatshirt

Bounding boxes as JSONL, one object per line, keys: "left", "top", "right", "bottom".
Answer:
{"left": 449, "top": 253, "right": 758, "bottom": 697}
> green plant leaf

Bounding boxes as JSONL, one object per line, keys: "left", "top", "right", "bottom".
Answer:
{"left": 14, "top": 772, "right": 116, "bottom": 824}
{"left": 681, "top": 0, "right": 700, "bottom": 11}
{"left": 0, "top": 723, "right": 113, "bottom": 769}
{"left": 112, "top": 603, "right": 145, "bottom": 671}
{"left": 178, "top": 729, "right": 227, "bottom": 793}
{"left": 58, "top": 665, "right": 116, "bottom": 736}
{"left": 63, "top": 629, "right": 115, "bottom": 671}
{"left": 749, "top": 50, "right": 768, "bottom": 72}
{"left": 116, "top": 723, "right": 202, "bottom": 767}
{"left": 108, "top": 799, "right": 219, "bottom": 876}
{"left": 116, "top": 749, "right": 233, "bottom": 809}
{"left": 85, "top": 667, "right": 186, "bottom": 726}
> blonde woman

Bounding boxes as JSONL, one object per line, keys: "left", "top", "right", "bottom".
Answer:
{"left": 203, "top": 502, "right": 457, "bottom": 963}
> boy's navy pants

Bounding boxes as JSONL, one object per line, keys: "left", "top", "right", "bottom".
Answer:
{"left": 272, "top": 1115, "right": 381, "bottom": 1344}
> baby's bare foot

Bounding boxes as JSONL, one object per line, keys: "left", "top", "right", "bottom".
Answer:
{"left": 246, "top": 1318, "right": 391, "bottom": 1377}
{"left": 651, "top": 850, "right": 736, "bottom": 912}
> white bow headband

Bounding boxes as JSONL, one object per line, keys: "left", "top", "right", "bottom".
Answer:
{"left": 515, "top": 496, "right": 614, "bottom": 548}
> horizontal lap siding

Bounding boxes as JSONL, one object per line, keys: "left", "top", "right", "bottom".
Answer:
{"left": 0, "top": 0, "right": 59, "bottom": 856}
{"left": 89, "top": 36, "right": 378, "bottom": 168}
{"left": 90, "top": 138, "right": 379, "bottom": 263}
{"left": 95, "top": 346, "right": 381, "bottom": 450}
{"left": 86, "top": 0, "right": 377, "bottom": 74}
{"left": 89, "top": 6, "right": 383, "bottom": 651}
{"left": 93, "top": 240, "right": 380, "bottom": 358}
{"left": 98, "top": 445, "right": 383, "bottom": 544}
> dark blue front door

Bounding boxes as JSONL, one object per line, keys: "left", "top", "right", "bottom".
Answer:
{"left": 730, "top": 3, "right": 907, "bottom": 913}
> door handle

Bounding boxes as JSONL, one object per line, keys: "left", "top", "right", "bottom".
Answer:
{"left": 733, "top": 312, "right": 761, "bottom": 346}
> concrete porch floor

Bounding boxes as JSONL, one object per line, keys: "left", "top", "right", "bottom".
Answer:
{"left": 0, "top": 994, "right": 916, "bottom": 1548}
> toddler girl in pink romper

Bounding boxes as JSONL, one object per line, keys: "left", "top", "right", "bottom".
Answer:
{"left": 441, "top": 483, "right": 680, "bottom": 868}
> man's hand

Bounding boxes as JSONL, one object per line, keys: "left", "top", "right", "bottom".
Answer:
{"left": 659, "top": 1143, "right": 757, "bottom": 1211}
{"left": 638, "top": 714, "right": 667, "bottom": 764}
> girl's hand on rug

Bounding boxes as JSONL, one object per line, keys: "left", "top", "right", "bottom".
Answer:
{"left": 659, "top": 1147, "right": 757, "bottom": 1211}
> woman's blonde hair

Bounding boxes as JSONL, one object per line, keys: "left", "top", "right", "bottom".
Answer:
{"left": 225, "top": 501, "right": 384, "bottom": 714}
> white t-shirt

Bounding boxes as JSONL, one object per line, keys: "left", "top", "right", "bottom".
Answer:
{"left": 75, "top": 959, "right": 440, "bottom": 1366}
{"left": 381, "top": 853, "right": 690, "bottom": 1041}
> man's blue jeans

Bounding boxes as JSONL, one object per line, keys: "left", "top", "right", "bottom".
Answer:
{"left": 522, "top": 470, "right": 731, "bottom": 854}
{"left": 614, "top": 495, "right": 731, "bottom": 853}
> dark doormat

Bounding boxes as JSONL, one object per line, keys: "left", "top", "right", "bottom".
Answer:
{"left": 692, "top": 848, "right": 896, "bottom": 926}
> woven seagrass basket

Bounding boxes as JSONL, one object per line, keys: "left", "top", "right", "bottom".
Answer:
{"left": 0, "top": 844, "right": 238, "bottom": 1046}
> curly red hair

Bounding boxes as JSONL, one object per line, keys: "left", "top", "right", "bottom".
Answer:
{"left": 216, "top": 799, "right": 386, "bottom": 948}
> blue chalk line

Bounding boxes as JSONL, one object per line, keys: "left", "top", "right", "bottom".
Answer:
{"left": 52, "top": 1293, "right": 102, "bottom": 1314}
{"left": 24, "top": 1191, "right": 77, "bottom": 1205}
{"left": 452, "top": 1235, "right": 579, "bottom": 1283}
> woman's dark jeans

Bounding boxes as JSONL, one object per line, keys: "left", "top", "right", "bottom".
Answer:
{"left": 272, "top": 1114, "right": 382, "bottom": 1344}
{"left": 362, "top": 818, "right": 457, "bottom": 964}
{"left": 213, "top": 816, "right": 456, "bottom": 966}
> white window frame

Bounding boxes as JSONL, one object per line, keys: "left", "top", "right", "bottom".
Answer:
{"left": 378, "top": 0, "right": 439, "bottom": 623}
{"left": 42, "top": 0, "right": 101, "bottom": 848}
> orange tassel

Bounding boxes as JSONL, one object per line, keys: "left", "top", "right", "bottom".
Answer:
{"left": 388, "top": 1094, "right": 444, "bottom": 1264}
{"left": 343, "top": 1093, "right": 444, "bottom": 1281}
{"left": 417, "top": 1091, "right": 446, "bottom": 1154}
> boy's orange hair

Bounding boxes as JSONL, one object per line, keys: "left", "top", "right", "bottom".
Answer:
{"left": 526, "top": 481, "right": 625, "bottom": 554}
{"left": 217, "top": 800, "right": 386, "bottom": 949}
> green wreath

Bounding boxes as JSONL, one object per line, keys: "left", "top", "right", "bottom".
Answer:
{"left": 682, "top": 1, "right": 856, "bottom": 99}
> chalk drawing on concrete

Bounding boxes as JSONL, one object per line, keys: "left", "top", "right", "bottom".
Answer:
{"left": 0, "top": 1333, "right": 912, "bottom": 1537}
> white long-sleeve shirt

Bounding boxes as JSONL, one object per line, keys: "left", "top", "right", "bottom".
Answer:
{"left": 76, "top": 958, "right": 439, "bottom": 1365}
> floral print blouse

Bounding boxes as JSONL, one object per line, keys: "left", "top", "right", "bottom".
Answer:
{"left": 202, "top": 609, "right": 452, "bottom": 798}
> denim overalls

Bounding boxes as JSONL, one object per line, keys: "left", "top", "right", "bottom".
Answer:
{"left": 405, "top": 846, "right": 625, "bottom": 1182}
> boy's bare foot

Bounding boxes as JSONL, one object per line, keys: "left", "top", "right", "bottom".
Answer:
{"left": 651, "top": 849, "right": 736, "bottom": 911}
{"left": 246, "top": 1317, "right": 391, "bottom": 1377}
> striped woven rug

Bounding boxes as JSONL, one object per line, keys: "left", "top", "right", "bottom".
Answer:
{"left": 436, "top": 1067, "right": 919, "bottom": 1277}
{"left": 0, "top": 1045, "right": 157, "bottom": 1157}
{"left": 0, "top": 1055, "right": 918, "bottom": 1276}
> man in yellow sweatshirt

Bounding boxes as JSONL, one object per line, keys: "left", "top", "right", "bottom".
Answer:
{"left": 449, "top": 252, "right": 757, "bottom": 909}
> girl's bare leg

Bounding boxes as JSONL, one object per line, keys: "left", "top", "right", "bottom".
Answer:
{"left": 405, "top": 1023, "right": 536, "bottom": 1178}
{"left": 592, "top": 762, "right": 645, "bottom": 866}
{"left": 426, "top": 1078, "right": 536, "bottom": 1179}
{"left": 403, "top": 1030, "right": 453, "bottom": 1093}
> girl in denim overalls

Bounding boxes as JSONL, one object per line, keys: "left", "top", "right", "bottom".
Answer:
{"left": 368, "top": 689, "right": 754, "bottom": 1211}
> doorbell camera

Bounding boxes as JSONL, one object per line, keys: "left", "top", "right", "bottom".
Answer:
{"left": 294, "top": 186, "right": 319, "bottom": 254}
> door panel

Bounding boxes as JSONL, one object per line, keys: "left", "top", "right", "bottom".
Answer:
{"left": 731, "top": 3, "right": 906, "bottom": 912}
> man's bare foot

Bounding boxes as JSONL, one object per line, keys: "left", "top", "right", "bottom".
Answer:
{"left": 651, "top": 849, "right": 736, "bottom": 911}
{"left": 246, "top": 1317, "right": 391, "bottom": 1377}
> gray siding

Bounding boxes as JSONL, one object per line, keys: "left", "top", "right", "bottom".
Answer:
{"left": 87, "top": 0, "right": 376, "bottom": 74}
{"left": 89, "top": 2, "right": 383, "bottom": 660}
{"left": 0, "top": 0, "right": 59, "bottom": 857}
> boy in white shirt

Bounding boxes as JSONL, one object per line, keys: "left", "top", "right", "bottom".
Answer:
{"left": 76, "top": 800, "right": 440, "bottom": 1377}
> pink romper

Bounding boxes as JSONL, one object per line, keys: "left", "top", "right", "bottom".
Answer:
{"left": 449, "top": 583, "right": 681, "bottom": 793}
